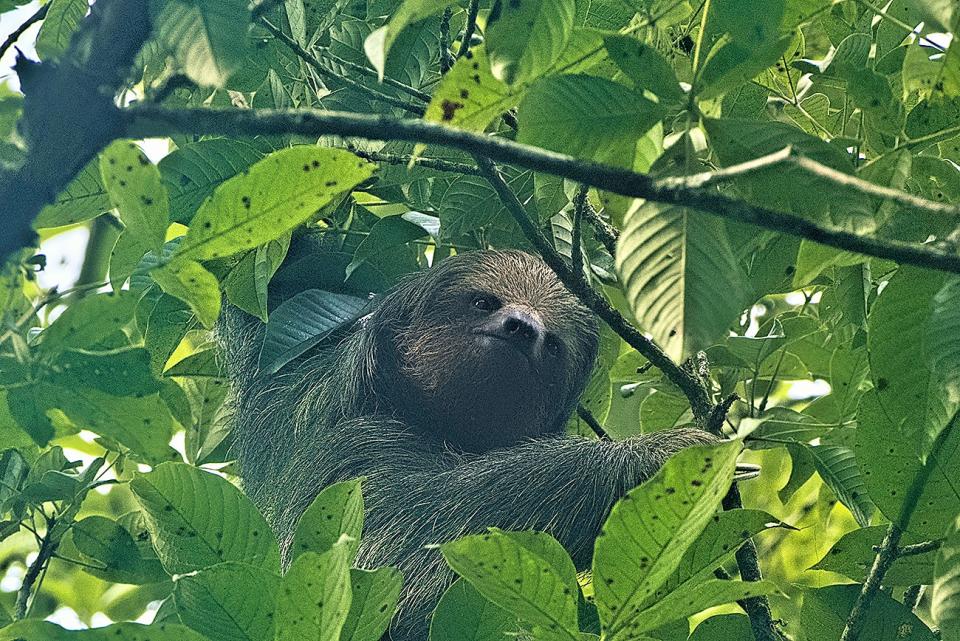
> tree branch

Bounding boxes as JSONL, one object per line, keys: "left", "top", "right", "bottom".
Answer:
{"left": 0, "top": 0, "right": 151, "bottom": 261}
{"left": 260, "top": 18, "right": 426, "bottom": 116}
{"left": 121, "top": 106, "right": 960, "bottom": 277}
{"left": 663, "top": 146, "right": 960, "bottom": 220}
{"left": 722, "top": 484, "right": 788, "bottom": 641}
{"left": 0, "top": 3, "right": 48, "bottom": 62}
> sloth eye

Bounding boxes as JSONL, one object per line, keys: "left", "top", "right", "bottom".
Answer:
{"left": 472, "top": 295, "right": 498, "bottom": 311}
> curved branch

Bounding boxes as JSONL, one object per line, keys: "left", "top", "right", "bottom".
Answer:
{"left": 122, "top": 106, "right": 960, "bottom": 277}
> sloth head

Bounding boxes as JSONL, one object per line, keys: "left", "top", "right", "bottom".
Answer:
{"left": 366, "top": 250, "right": 599, "bottom": 453}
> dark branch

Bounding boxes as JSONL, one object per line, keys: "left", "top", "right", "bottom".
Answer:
{"left": 121, "top": 106, "right": 960, "bottom": 277}
{"left": 0, "top": 3, "right": 48, "bottom": 62}
{"left": 0, "top": 0, "right": 151, "bottom": 261}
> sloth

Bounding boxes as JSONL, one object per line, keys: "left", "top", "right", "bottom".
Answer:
{"left": 219, "top": 247, "right": 714, "bottom": 639}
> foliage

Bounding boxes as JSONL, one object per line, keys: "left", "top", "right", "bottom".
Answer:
{"left": 0, "top": 0, "right": 959, "bottom": 640}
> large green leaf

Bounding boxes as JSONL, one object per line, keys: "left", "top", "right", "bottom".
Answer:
{"left": 430, "top": 579, "right": 517, "bottom": 641}
{"left": 933, "top": 517, "right": 960, "bottom": 641}
{"left": 100, "top": 141, "right": 169, "bottom": 255}
{"left": 856, "top": 391, "right": 960, "bottom": 538}
{"left": 35, "top": 0, "right": 88, "bottom": 59}
{"left": 174, "top": 561, "right": 281, "bottom": 641}
{"left": 276, "top": 543, "right": 353, "bottom": 641}
{"left": 158, "top": 138, "right": 265, "bottom": 225}
{"left": 258, "top": 289, "right": 371, "bottom": 374}
{"left": 517, "top": 75, "right": 665, "bottom": 166}
{"left": 592, "top": 441, "right": 741, "bottom": 638}
{"left": 340, "top": 567, "right": 403, "bottom": 641}
{"left": 290, "top": 478, "right": 365, "bottom": 562}
{"left": 868, "top": 267, "right": 960, "bottom": 457}
{"left": 811, "top": 525, "right": 936, "bottom": 586}
{"left": 485, "top": 0, "right": 575, "bottom": 85}
{"left": 152, "top": 258, "right": 222, "bottom": 329}
{"left": 800, "top": 584, "right": 936, "bottom": 641}
{"left": 175, "top": 147, "right": 374, "bottom": 261}
{"left": 616, "top": 202, "right": 748, "bottom": 361}
{"left": 0, "top": 622, "right": 209, "bottom": 641}
{"left": 130, "top": 462, "right": 281, "bottom": 574}
{"left": 153, "top": 0, "right": 252, "bottom": 87}
{"left": 441, "top": 530, "right": 580, "bottom": 641}
{"left": 33, "top": 161, "right": 111, "bottom": 229}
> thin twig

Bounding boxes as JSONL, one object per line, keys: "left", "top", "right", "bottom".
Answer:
{"left": 722, "top": 484, "right": 788, "bottom": 641}
{"left": 662, "top": 146, "right": 960, "bottom": 219}
{"left": 458, "top": 0, "right": 480, "bottom": 59}
{"left": 260, "top": 18, "right": 426, "bottom": 116}
{"left": 904, "top": 584, "right": 924, "bottom": 610}
{"left": 583, "top": 199, "right": 618, "bottom": 256}
{"left": 348, "top": 146, "right": 481, "bottom": 174}
{"left": 14, "top": 518, "right": 56, "bottom": 620}
{"left": 121, "top": 107, "right": 960, "bottom": 278}
{"left": 571, "top": 184, "right": 588, "bottom": 277}
{"left": 874, "top": 539, "right": 942, "bottom": 557}
{"left": 315, "top": 47, "right": 431, "bottom": 102}
{"left": 439, "top": 8, "right": 455, "bottom": 74}
{"left": 576, "top": 404, "right": 610, "bottom": 440}
{"left": 0, "top": 4, "right": 48, "bottom": 62}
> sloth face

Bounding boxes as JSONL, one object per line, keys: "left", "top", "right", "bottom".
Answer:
{"left": 379, "top": 250, "right": 599, "bottom": 453}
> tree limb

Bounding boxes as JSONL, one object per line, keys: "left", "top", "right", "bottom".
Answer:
{"left": 0, "top": 0, "right": 151, "bottom": 260}
{"left": 122, "top": 106, "right": 960, "bottom": 277}
{"left": 0, "top": 3, "right": 48, "bottom": 62}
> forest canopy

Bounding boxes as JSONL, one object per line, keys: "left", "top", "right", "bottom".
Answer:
{"left": 0, "top": 0, "right": 959, "bottom": 640}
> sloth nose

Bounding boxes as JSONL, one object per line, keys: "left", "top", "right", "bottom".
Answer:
{"left": 497, "top": 309, "right": 544, "bottom": 349}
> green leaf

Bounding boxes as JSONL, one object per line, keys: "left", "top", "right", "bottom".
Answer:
{"left": 804, "top": 430, "right": 875, "bottom": 526}
{"left": 617, "top": 578, "right": 778, "bottom": 636}
{"left": 346, "top": 216, "right": 429, "bottom": 278}
{"left": 223, "top": 233, "right": 291, "bottom": 322}
{"left": 810, "top": 525, "right": 936, "bottom": 585}
{"left": 603, "top": 35, "right": 683, "bottom": 101}
{"left": 26, "top": 384, "right": 176, "bottom": 463}
{"left": 153, "top": 0, "right": 252, "bottom": 87}
{"left": 276, "top": 544, "right": 353, "bottom": 641}
{"left": 152, "top": 259, "right": 222, "bottom": 329}
{"left": 291, "top": 478, "right": 365, "bottom": 562}
{"left": 517, "top": 75, "right": 665, "bottom": 166}
{"left": 35, "top": 0, "right": 88, "bottom": 59}
{"left": 868, "top": 267, "right": 960, "bottom": 457}
{"left": 485, "top": 0, "right": 575, "bottom": 85}
{"left": 52, "top": 347, "right": 160, "bottom": 397}
{"left": 933, "top": 517, "right": 960, "bottom": 641}
{"left": 364, "top": 3, "right": 452, "bottom": 79}
{"left": 441, "top": 530, "right": 580, "bottom": 641}
{"left": 616, "top": 202, "right": 748, "bottom": 361}
{"left": 175, "top": 147, "right": 374, "bottom": 261}
{"left": 424, "top": 47, "right": 522, "bottom": 132}
{"left": 130, "top": 462, "right": 281, "bottom": 574}
{"left": 689, "top": 614, "right": 753, "bottom": 641}
{"left": 430, "top": 579, "right": 517, "bottom": 641}
{"left": 592, "top": 441, "right": 741, "bottom": 637}
{"left": 258, "top": 289, "right": 371, "bottom": 375}
{"left": 800, "top": 584, "right": 936, "bottom": 641}
{"left": 340, "top": 567, "right": 403, "bottom": 641}
{"left": 100, "top": 140, "right": 169, "bottom": 255}
{"left": 856, "top": 391, "right": 960, "bottom": 539}
{"left": 158, "top": 138, "right": 265, "bottom": 225}
{"left": 173, "top": 561, "right": 281, "bottom": 641}
{"left": 71, "top": 515, "right": 168, "bottom": 585}
{"left": 34, "top": 161, "right": 111, "bottom": 229}
{"left": 38, "top": 290, "right": 139, "bottom": 353}
{"left": 0, "top": 622, "right": 210, "bottom": 641}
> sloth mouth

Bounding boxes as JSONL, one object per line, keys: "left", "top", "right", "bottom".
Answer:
{"left": 473, "top": 332, "right": 541, "bottom": 370}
